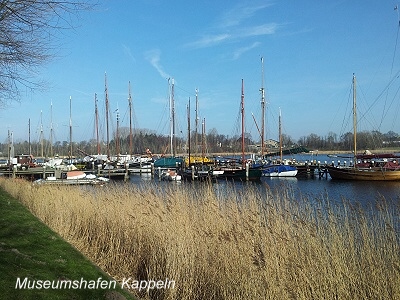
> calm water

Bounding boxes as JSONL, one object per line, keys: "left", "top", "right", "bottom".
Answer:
{"left": 128, "top": 152, "right": 400, "bottom": 207}
{"left": 292, "top": 152, "right": 400, "bottom": 204}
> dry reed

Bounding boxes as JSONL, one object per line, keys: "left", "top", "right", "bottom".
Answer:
{"left": 1, "top": 177, "right": 398, "bottom": 300}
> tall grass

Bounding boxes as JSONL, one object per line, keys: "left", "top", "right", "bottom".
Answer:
{"left": 1, "top": 178, "right": 398, "bottom": 299}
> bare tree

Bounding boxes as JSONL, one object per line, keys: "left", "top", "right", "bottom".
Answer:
{"left": 0, "top": 0, "right": 92, "bottom": 106}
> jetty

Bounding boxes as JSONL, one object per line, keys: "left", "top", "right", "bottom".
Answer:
{"left": 0, "top": 166, "right": 129, "bottom": 181}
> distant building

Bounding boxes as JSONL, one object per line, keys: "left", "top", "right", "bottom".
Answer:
{"left": 265, "top": 139, "right": 279, "bottom": 148}
{"left": 249, "top": 139, "right": 279, "bottom": 152}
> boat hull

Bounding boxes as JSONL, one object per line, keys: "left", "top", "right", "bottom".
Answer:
{"left": 327, "top": 166, "right": 400, "bottom": 181}
{"left": 154, "top": 157, "right": 183, "bottom": 168}
{"left": 180, "top": 167, "right": 213, "bottom": 181}
{"left": 159, "top": 169, "right": 181, "bottom": 181}
{"left": 33, "top": 177, "right": 109, "bottom": 185}
{"left": 214, "top": 168, "right": 262, "bottom": 181}
{"left": 262, "top": 165, "right": 298, "bottom": 177}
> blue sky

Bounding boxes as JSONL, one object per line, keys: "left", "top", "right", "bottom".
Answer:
{"left": 2, "top": 0, "right": 400, "bottom": 146}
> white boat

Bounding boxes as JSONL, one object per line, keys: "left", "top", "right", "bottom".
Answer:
{"left": 160, "top": 169, "right": 181, "bottom": 181}
{"left": 256, "top": 58, "right": 297, "bottom": 178}
{"left": 262, "top": 163, "right": 298, "bottom": 177}
{"left": 33, "top": 170, "right": 109, "bottom": 185}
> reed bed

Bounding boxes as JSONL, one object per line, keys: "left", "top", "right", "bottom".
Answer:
{"left": 1, "top": 177, "right": 398, "bottom": 300}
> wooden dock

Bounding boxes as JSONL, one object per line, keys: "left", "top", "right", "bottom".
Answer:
{"left": 295, "top": 162, "right": 329, "bottom": 179}
{"left": 0, "top": 160, "right": 332, "bottom": 182}
{"left": 0, "top": 167, "right": 58, "bottom": 180}
{"left": 0, "top": 166, "right": 130, "bottom": 181}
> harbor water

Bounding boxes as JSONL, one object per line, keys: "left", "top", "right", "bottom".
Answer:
{"left": 128, "top": 152, "right": 400, "bottom": 208}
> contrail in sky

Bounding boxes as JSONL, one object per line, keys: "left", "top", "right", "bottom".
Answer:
{"left": 145, "top": 49, "right": 171, "bottom": 80}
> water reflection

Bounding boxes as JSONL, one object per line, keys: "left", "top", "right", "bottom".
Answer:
{"left": 129, "top": 171, "right": 400, "bottom": 208}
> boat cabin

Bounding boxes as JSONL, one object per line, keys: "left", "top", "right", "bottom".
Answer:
{"left": 13, "top": 154, "right": 36, "bottom": 169}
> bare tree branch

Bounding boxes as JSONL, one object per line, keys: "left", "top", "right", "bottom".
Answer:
{"left": 0, "top": 0, "right": 94, "bottom": 105}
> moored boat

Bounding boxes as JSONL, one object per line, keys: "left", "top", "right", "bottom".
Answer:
{"left": 214, "top": 79, "right": 262, "bottom": 182}
{"left": 327, "top": 74, "right": 400, "bottom": 181}
{"left": 180, "top": 164, "right": 214, "bottom": 181}
{"left": 33, "top": 170, "right": 109, "bottom": 185}
{"left": 154, "top": 157, "right": 183, "bottom": 169}
{"left": 213, "top": 165, "right": 262, "bottom": 181}
{"left": 262, "top": 109, "right": 298, "bottom": 177}
{"left": 327, "top": 153, "right": 400, "bottom": 180}
{"left": 159, "top": 169, "right": 182, "bottom": 181}
{"left": 262, "top": 163, "right": 298, "bottom": 177}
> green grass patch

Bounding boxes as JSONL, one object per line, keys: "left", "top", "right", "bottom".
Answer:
{"left": 0, "top": 187, "right": 134, "bottom": 300}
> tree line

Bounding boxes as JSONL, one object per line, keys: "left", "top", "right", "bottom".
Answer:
{"left": 1, "top": 128, "right": 399, "bottom": 158}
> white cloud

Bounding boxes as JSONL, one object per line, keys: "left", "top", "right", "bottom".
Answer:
{"left": 237, "top": 23, "right": 279, "bottom": 38}
{"left": 144, "top": 49, "right": 171, "bottom": 80}
{"left": 219, "top": 2, "right": 275, "bottom": 28}
{"left": 122, "top": 44, "right": 136, "bottom": 63}
{"left": 185, "top": 34, "right": 231, "bottom": 48}
{"left": 233, "top": 42, "right": 261, "bottom": 60}
{"left": 185, "top": 2, "right": 278, "bottom": 50}
{"left": 186, "top": 23, "right": 278, "bottom": 49}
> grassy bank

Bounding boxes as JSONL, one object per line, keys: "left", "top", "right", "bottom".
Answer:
{"left": 0, "top": 181, "right": 134, "bottom": 300}
{"left": 0, "top": 178, "right": 399, "bottom": 299}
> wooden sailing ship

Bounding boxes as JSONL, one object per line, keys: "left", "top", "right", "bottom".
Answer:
{"left": 213, "top": 79, "right": 262, "bottom": 181}
{"left": 326, "top": 74, "right": 400, "bottom": 181}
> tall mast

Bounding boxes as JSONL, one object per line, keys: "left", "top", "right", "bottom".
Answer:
{"left": 172, "top": 79, "right": 176, "bottom": 156}
{"left": 116, "top": 105, "right": 120, "bottom": 160}
{"left": 169, "top": 78, "right": 176, "bottom": 156}
{"left": 40, "top": 110, "right": 44, "bottom": 158}
{"left": 353, "top": 73, "right": 357, "bottom": 158}
{"left": 28, "top": 119, "right": 31, "bottom": 156}
{"left": 260, "top": 57, "right": 265, "bottom": 157}
{"left": 8, "top": 130, "right": 14, "bottom": 167}
{"left": 195, "top": 88, "right": 199, "bottom": 156}
{"left": 10, "top": 131, "right": 13, "bottom": 159}
{"left": 202, "top": 118, "right": 206, "bottom": 161}
{"left": 50, "top": 101, "right": 53, "bottom": 157}
{"left": 69, "top": 96, "right": 72, "bottom": 161}
{"left": 7, "top": 130, "right": 10, "bottom": 167}
{"left": 105, "top": 73, "right": 110, "bottom": 160}
{"left": 128, "top": 81, "right": 133, "bottom": 156}
{"left": 95, "top": 93, "right": 100, "bottom": 155}
{"left": 187, "top": 98, "right": 191, "bottom": 165}
{"left": 241, "top": 79, "right": 245, "bottom": 168}
{"left": 169, "top": 79, "right": 172, "bottom": 156}
{"left": 279, "top": 108, "right": 282, "bottom": 161}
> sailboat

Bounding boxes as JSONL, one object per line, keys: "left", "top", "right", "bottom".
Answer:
{"left": 214, "top": 79, "right": 262, "bottom": 181}
{"left": 153, "top": 78, "right": 183, "bottom": 180}
{"left": 183, "top": 89, "right": 214, "bottom": 166}
{"left": 154, "top": 78, "right": 183, "bottom": 169}
{"left": 255, "top": 57, "right": 297, "bottom": 177}
{"left": 179, "top": 98, "right": 214, "bottom": 181}
{"left": 326, "top": 74, "right": 400, "bottom": 181}
{"left": 125, "top": 82, "right": 154, "bottom": 172}
{"left": 262, "top": 109, "right": 298, "bottom": 177}
{"left": 84, "top": 74, "right": 128, "bottom": 180}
